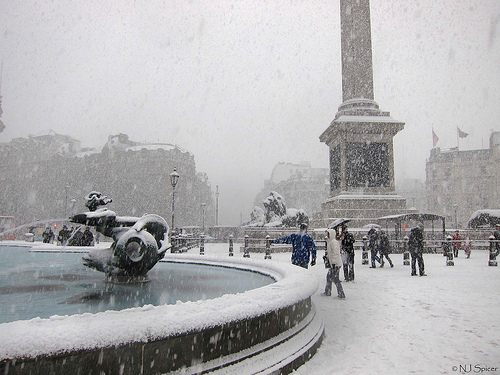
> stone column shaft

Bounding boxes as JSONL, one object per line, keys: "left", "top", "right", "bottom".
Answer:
{"left": 340, "top": 0, "right": 374, "bottom": 102}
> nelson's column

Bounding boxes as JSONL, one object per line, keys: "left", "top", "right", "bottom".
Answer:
{"left": 312, "top": 0, "right": 407, "bottom": 228}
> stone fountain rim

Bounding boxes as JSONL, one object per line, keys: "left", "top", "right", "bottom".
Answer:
{"left": 0, "top": 253, "right": 318, "bottom": 361}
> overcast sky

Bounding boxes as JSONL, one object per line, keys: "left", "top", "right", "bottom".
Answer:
{"left": 1, "top": 0, "right": 499, "bottom": 225}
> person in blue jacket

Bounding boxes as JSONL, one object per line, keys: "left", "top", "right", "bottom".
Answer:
{"left": 274, "top": 223, "right": 317, "bottom": 269}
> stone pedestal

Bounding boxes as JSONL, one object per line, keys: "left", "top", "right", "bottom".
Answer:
{"left": 312, "top": 192, "right": 407, "bottom": 228}
{"left": 311, "top": 99, "right": 407, "bottom": 229}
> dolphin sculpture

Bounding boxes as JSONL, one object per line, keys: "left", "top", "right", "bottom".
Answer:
{"left": 71, "top": 192, "right": 170, "bottom": 278}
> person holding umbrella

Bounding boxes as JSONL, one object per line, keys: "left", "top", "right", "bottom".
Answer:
{"left": 367, "top": 228, "right": 381, "bottom": 268}
{"left": 341, "top": 225, "right": 356, "bottom": 281}
{"left": 322, "top": 219, "right": 348, "bottom": 299}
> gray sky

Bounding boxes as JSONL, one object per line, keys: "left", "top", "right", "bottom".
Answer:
{"left": 1, "top": 0, "right": 499, "bottom": 225}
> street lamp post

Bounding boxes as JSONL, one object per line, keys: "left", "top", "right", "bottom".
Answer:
{"left": 201, "top": 203, "right": 206, "bottom": 234}
{"left": 215, "top": 185, "right": 219, "bottom": 226}
{"left": 170, "top": 168, "right": 180, "bottom": 233}
{"left": 64, "top": 185, "right": 70, "bottom": 218}
{"left": 70, "top": 198, "right": 76, "bottom": 216}
{"left": 453, "top": 203, "right": 458, "bottom": 229}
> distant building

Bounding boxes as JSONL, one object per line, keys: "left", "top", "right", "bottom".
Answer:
{"left": 267, "top": 161, "right": 326, "bottom": 184}
{"left": 396, "top": 177, "right": 426, "bottom": 212}
{"left": 425, "top": 132, "right": 500, "bottom": 228}
{"left": 254, "top": 162, "right": 329, "bottom": 218}
{"left": 0, "top": 132, "right": 214, "bottom": 228}
{"left": 1, "top": 130, "right": 82, "bottom": 161}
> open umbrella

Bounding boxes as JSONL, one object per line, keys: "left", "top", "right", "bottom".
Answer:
{"left": 362, "top": 223, "right": 382, "bottom": 230}
{"left": 328, "top": 218, "right": 351, "bottom": 229}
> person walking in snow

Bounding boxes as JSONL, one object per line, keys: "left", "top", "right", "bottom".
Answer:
{"left": 68, "top": 228, "right": 84, "bottom": 246}
{"left": 57, "top": 225, "right": 70, "bottom": 246}
{"left": 494, "top": 224, "right": 500, "bottom": 258}
{"left": 341, "top": 225, "right": 355, "bottom": 281}
{"left": 464, "top": 235, "right": 472, "bottom": 258}
{"left": 274, "top": 223, "right": 317, "bottom": 269}
{"left": 82, "top": 227, "right": 94, "bottom": 247}
{"left": 452, "top": 230, "right": 462, "bottom": 257}
{"left": 408, "top": 223, "right": 426, "bottom": 276}
{"left": 42, "top": 226, "right": 55, "bottom": 244}
{"left": 322, "top": 226, "right": 346, "bottom": 298}
{"left": 379, "top": 230, "right": 394, "bottom": 268}
{"left": 368, "top": 228, "right": 381, "bottom": 268}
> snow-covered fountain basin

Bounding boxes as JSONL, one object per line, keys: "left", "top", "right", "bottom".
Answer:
{"left": 0, "top": 246, "right": 274, "bottom": 323}
{"left": 0, "top": 246, "right": 323, "bottom": 374}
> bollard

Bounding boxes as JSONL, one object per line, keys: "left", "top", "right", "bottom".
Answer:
{"left": 200, "top": 234, "right": 205, "bottom": 256}
{"left": 25, "top": 233, "right": 35, "bottom": 243}
{"left": 229, "top": 235, "right": 234, "bottom": 256}
{"left": 489, "top": 235, "right": 498, "bottom": 266}
{"left": 445, "top": 235, "right": 454, "bottom": 266}
{"left": 243, "top": 235, "right": 250, "bottom": 258}
{"left": 362, "top": 235, "right": 369, "bottom": 265}
{"left": 170, "top": 235, "right": 177, "bottom": 253}
{"left": 403, "top": 235, "right": 410, "bottom": 266}
{"left": 264, "top": 235, "right": 272, "bottom": 259}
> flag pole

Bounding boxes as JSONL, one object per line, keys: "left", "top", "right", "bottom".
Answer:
{"left": 432, "top": 128, "right": 439, "bottom": 149}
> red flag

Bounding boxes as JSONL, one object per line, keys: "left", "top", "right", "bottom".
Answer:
{"left": 432, "top": 129, "right": 439, "bottom": 147}
{"left": 457, "top": 127, "right": 469, "bottom": 139}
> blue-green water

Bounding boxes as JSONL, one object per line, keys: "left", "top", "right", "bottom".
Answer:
{"left": 0, "top": 246, "right": 274, "bottom": 323}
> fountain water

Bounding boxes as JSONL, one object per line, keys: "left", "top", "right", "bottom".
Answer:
{"left": 0, "top": 245, "right": 274, "bottom": 324}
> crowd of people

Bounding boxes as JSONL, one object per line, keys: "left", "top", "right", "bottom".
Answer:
{"left": 41, "top": 225, "right": 95, "bottom": 246}
{"left": 367, "top": 227, "right": 394, "bottom": 269}
{"left": 274, "top": 222, "right": 353, "bottom": 299}
{"left": 273, "top": 221, "right": 500, "bottom": 300}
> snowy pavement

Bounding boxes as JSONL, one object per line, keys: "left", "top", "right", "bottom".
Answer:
{"left": 202, "top": 243, "right": 500, "bottom": 375}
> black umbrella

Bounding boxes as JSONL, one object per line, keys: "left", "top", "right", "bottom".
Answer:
{"left": 328, "top": 218, "right": 351, "bottom": 229}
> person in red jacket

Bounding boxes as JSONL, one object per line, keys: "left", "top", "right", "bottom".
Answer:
{"left": 452, "top": 230, "right": 462, "bottom": 257}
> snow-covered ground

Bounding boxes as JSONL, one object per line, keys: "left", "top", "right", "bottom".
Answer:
{"left": 1, "top": 241, "right": 499, "bottom": 374}
{"left": 206, "top": 243, "right": 500, "bottom": 375}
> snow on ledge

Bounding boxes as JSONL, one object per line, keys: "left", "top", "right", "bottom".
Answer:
{"left": 0, "top": 254, "right": 318, "bottom": 360}
{"left": 334, "top": 115, "right": 402, "bottom": 123}
{"left": 326, "top": 194, "right": 405, "bottom": 202}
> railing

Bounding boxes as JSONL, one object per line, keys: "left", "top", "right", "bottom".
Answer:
{"left": 169, "top": 234, "right": 499, "bottom": 267}
{"left": 170, "top": 235, "right": 199, "bottom": 253}
{"left": 170, "top": 235, "right": 499, "bottom": 254}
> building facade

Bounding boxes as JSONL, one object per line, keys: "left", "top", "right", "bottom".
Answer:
{"left": 426, "top": 132, "right": 500, "bottom": 228}
{"left": 0, "top": 132, "right": 214, "bottom": 229}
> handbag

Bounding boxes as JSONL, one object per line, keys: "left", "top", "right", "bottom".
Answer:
{"left": 323, "top": 254, "right": 331, "bottom": 268}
